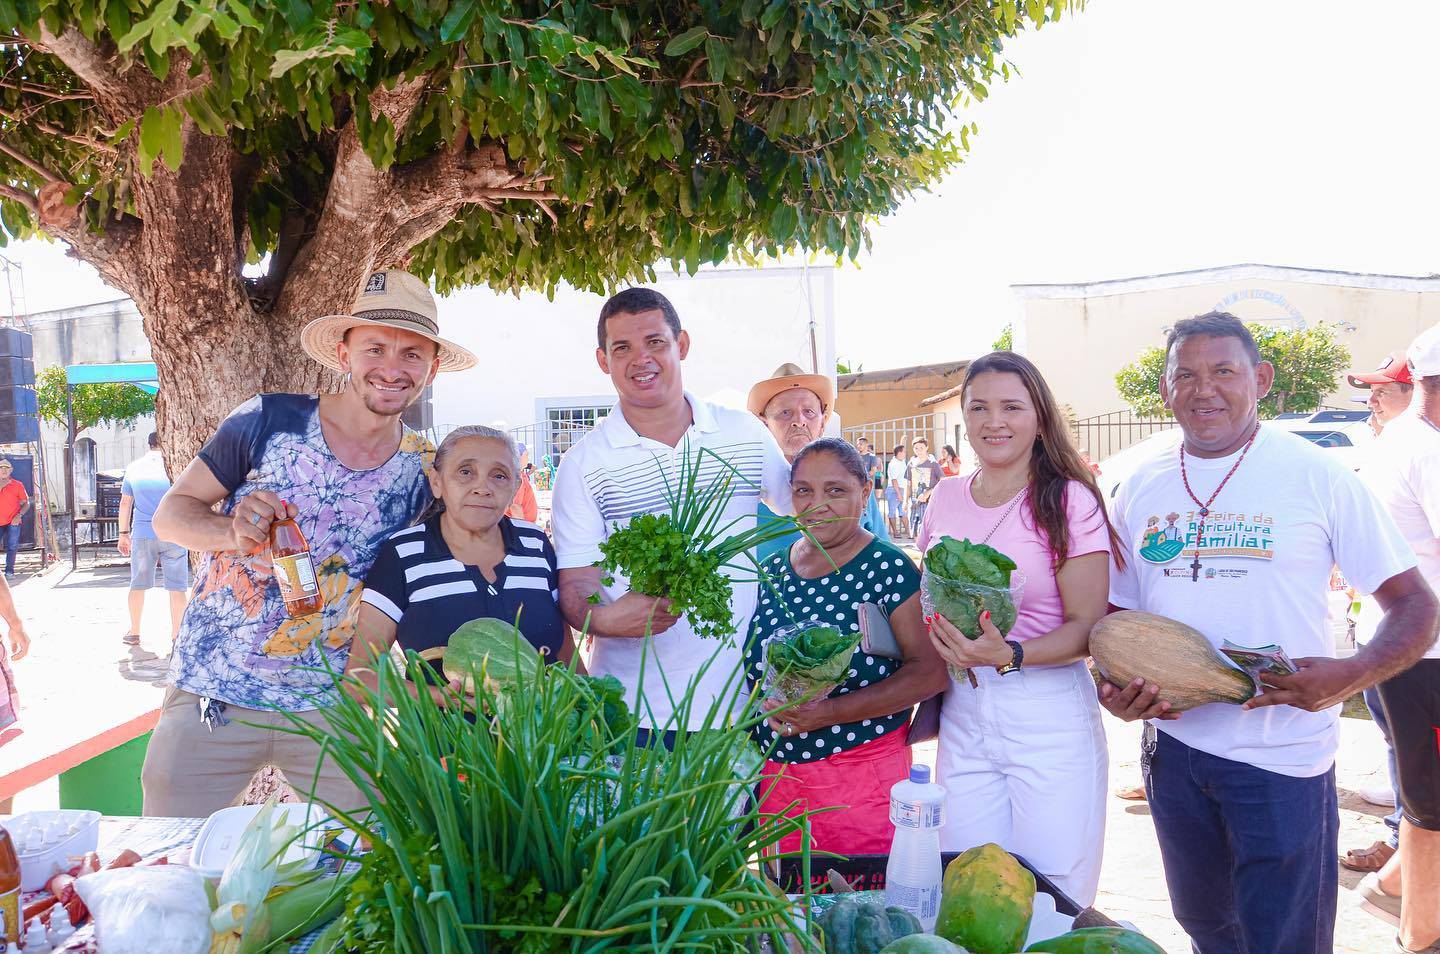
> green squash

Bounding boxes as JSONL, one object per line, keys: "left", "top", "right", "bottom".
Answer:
{"left": 441, "top": 618, "right": 542, "bottom": 693}
{"left": 818, "top": 895, "right": 923, "bottom": 954}
{"left": 880, "top": 936, "right": 970, "bottom": 953}
{"left": 1025, "top": 927, "right": 1167, "bottom": 954}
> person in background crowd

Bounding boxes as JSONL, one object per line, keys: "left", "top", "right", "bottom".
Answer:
{"left": 1351, "top": 351, "right": 1415, "bottom": 437}
{"left": 552, "top": 288, "right": 792, "bottom": 746}
{"left": 886, "top": 443, "right": 909, "bottom": 538}
{"left": 939, "top": 443, "right": 963, "bottom": 478}
{"left": 747, "top": 438, "right": 946, "bottom": 854}
{"left": 1100, "top": 312, "right": 1437, "bottom": 954}
{"left": 144, "top": 269, "right": 471, "bottom": 817}
{"left": 505, "top": 442, "right": 539, "bottom": 523}
{"left": 856, "top": 436, "right": 879, "bottom": 487}
{"left": 1351, "top": 325, "right": 1440, "bottom": 954}
{"left": 350, "top": 426, "right": 571, "bottom": 702}
{"left": 860, "top": 436, "right": 886, "bottom": 507}
{"left": 0, "top": 459, "right": 29, "bottom": 579}
{"left": 748, "top": 364, "right": 888, "bottom": 562}
{"left": 920, "top": 351, "right": 1119, "bottom": 905}
{"left": 907, "top": 438, "right": 943, "bottom": 538}
{"left": 1342, "top": 349, "right": 1417, "bottom": 875}
{"left": 118, "top": 432, "right": 189, "bottom": 648}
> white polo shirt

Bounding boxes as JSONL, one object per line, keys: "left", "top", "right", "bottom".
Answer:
{"left": 551, "top": 392, "right": 792, "bottom": 731}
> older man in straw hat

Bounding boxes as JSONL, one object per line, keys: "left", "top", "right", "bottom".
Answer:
{"left": 747, "top": 363, "right": 888, "bottom": 563}
{"left": 145, "top": 269, "right": 475, "bottom": 817}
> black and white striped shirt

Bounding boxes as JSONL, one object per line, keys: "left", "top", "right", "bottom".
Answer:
{"left": 361, "top": 514, "right": 565, "bottom": 660}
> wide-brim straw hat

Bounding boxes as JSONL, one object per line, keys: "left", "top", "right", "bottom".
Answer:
{"left": 300, "top": 269, "right": 478, "bottom": 373}
{"left": 747, "top": 362, "right": 835, "bottom": 416}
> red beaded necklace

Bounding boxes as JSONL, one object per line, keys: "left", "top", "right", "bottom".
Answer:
{"left": 1178, "top": 423, "right": 1260, "bottom": 582}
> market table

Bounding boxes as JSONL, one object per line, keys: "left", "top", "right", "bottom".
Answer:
{"left": 21, "top": 815, "right": 340, "bottom": 953}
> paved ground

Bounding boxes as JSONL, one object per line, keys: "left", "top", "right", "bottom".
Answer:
{"left": 1, "top": 554, "right": 1406, "bottom": 953}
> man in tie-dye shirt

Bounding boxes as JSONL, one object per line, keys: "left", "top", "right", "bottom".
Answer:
{"left": 142, "top": 270, "right": 477, "bottom": 817}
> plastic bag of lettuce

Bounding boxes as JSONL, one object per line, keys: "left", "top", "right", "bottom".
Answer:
{"left": 921, "top": 536, "right": 1024, "bottom": 639}
{"left": 761, "top": 620, "right": 863, "bottom": 710}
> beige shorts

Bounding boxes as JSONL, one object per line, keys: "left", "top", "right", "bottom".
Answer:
{"left": 140, "top": 686, "right": 367, "bottom": 818}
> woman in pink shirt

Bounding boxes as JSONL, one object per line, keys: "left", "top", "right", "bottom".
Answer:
{"left": 918, "top": 351, "right": 1122, "bottom": 906}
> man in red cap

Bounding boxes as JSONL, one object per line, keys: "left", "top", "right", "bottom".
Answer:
{"left": 1351, "top": 351, "right": 1415, "bottom": 436}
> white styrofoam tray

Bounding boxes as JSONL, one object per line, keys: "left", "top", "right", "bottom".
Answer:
{"left": 4, "top": 809, "right": 102, "bottom": 891}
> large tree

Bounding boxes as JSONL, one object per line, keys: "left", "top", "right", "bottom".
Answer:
{"left": 1, "top": 0, "right": 1074, "bottom": 465}
{"left": 1114, "top": 322, "right": 1352, "bottom": 418}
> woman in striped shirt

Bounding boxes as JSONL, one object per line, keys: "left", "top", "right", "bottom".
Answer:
{"left": 347, "top": 426, "right": 573, "bottom": 699}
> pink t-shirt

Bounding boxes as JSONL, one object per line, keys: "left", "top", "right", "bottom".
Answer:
{"left": 916, "top": 474, "right": 1112, "bottom": 642}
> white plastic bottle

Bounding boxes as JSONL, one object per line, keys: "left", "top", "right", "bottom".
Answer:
{"left": 884, "top": 764, "right": 946, "bottom": 932}
{"left": 47, "top": 905, "right": 75, "bottom": 948}
{"left": 22, "top": 917, "right": 50, "bottom": 952}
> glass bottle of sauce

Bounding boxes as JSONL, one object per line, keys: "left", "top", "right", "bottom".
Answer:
{"left": 0, "top": 824, "right": 20, "bottom": 944}
{"left": 270, "top": 515, "right": 323, "bottom": 617}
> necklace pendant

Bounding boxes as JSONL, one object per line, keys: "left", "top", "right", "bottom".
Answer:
{"left": 1198, "top": 507, "right": 1209, "bottom": 517}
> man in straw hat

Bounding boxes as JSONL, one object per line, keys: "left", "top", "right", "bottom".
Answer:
{"left": 145, "top": 269, "right": 475, "bottom": 816}
{"left": 746, "top": 362, "right": 888, "bottom": 562}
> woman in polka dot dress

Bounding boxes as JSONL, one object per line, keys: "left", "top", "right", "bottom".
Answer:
{"left": 746, "top": 438, "right": 948, "bottom": 855}
{"left": 919, "top": 352, "right": 1124, "bottom": 906}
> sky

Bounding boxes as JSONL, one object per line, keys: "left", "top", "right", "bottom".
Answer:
{"left": 2, "top": 0, "right": 1437, "bottom": 372}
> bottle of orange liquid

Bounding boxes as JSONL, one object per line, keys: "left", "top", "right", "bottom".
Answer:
{"left": 270, "top": 514, "right": 323, "bottom": 617}
{"left": 0, "top": 824, "right": 19, "bottom": 944}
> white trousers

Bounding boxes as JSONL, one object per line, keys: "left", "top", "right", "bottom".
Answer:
{"left": 935, "top": 659, "right": 1108, "bottom": 906}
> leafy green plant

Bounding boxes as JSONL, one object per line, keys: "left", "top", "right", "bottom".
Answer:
{"left": 277, "top": 643, "right": 814, "bottom": 952}
{"left": 923, "top": 536, "right": 1019, "bottom": 637}
{"left": 595, "top": 446, "right": 808, "bottom": 639}
{"left": 1114, "top": 322, "right": 1351, "bottom": 417}
{"left": 762, "top": 623, "right": 863, "bottom": 708}
{"left": 35, "top": 365, "right": 155, "bottom": 431}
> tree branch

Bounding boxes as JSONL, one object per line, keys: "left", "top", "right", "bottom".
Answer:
{"left": 0, "top": 140, "right": 58, "bottom": 182}
{"left": 31, "top": 25, "right": 157, "bottom": 118}
{"left": 0, "top": 81, "right": 92, "bottom": 102}
{"left": 0, "top": 106, "right": 116, "bottom": 153}
{"left": 0, "top": 184, "right": 36, "bottom": 213}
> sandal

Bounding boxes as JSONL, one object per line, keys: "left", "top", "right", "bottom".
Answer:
{"left": 1115, "top": 783, "right": 1147, "bottom": 801}
{"left": 1342, "top": 839, "right": 1397, "bottom": 873}
{"left": 122, "top": 633, "right": 140, "bottom": 646}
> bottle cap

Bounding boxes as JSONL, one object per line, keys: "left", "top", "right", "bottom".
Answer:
{"left": 909, "top": 765, "right": 931, "bottom": 784}
{"left": 24, "top": 918, "right": 47, "bottom": 947}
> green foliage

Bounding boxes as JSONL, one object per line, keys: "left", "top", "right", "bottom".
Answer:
{"left": 923, "top": 535, "right": 1019, "bottom": 637}
{"left": 992, "top": 324, "right": 1014, "bottom": 351}
{"left": 1, "top": 0, "right": 1078, "bottom": 296}
{"left": 34, "top": 364, "right": 155, "bottom": 431}
{"left": 1113, "top": 323, "right": 1352, "bottom": 417}
{"left": 836, "top": 357, "right": 864, "bottom": 375}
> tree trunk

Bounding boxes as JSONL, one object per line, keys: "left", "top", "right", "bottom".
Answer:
{"left": 141, "top": 284, "right": 345, "bottom": 476}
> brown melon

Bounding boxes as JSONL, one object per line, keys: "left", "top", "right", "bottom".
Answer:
{"left": 1089, "top": 610, "right": 1255, "bottom": 710}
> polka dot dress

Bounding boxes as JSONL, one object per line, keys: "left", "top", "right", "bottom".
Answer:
{"left": 745, "top": 540, "right": 921, "bottom": 763}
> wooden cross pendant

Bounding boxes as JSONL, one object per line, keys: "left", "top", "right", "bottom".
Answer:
{"left": 1190, "top": 516, "right": 1207, "bottom": 582}
{"left": 1190, "top": 553, "right": 1202, "bottom": 582}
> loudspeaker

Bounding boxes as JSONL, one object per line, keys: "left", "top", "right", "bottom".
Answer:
{"left": 0, "top": 328, "right": 33, "bottom": 360}
{"left": 0, "top": 357, "right": 34, "bottom": 389}
{"left": 0, "top": 388, "right": 37, "bottom": 416}
{"left": 0, "top": 416, "right": 39, "bottom": 443}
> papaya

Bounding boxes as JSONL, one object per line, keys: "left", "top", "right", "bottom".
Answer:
{"left": 879, "top": 937, "right": 970, "bottom": 953}
{"left": 1089, "top": 610, "right": 1255, "bottom": 710}
{"left": 934, "top": 844, "right": 1034, "bottom": 954}
{"left": 817, "top": 894, "right": 923, "bottom": 954}
{"left": 1024, "top": 926, "right": 1166, "bottom": 953}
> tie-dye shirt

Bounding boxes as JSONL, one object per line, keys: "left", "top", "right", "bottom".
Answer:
{"left": 168, "top": 393, "right": 434, "bottom": 710}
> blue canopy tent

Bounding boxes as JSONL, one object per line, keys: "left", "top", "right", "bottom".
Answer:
{"left": 62, "top": 362, "right": 158, "bottom": 569}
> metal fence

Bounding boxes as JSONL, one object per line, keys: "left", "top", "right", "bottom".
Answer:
{"left": 1071, "top": 410, "right": 1179, "bottom": 461}
{"left": 841, "top": 414, "right": 940, "bottom": 458}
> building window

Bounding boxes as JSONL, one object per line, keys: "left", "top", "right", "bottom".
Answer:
{"left": 546, "top": 406, "right": 608, "bottom": 459}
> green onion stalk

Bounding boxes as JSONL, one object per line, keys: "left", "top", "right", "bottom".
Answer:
{"left": 593, "top": 445, "right": 818, "bottom": 640}
{"left": 274, "top": 633, "right": 821, "bottom": 953}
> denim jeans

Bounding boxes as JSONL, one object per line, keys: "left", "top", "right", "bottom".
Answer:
{"left": 1145, "top": 729, "right": 1338, "bottom": 954}
{"left": 1362, "top": 684, "right": 1403, "bottom": 847}
{"left": 2, "top": 523, "right": 19, "bottom": 574}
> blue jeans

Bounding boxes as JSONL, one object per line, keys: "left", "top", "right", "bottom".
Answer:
{"left": 3, "top": 523, "right": 18, "bottom": 574}
{"left": 1363, "top": 684, "right": 1403, "bottom": 847}
{"left": 1145, "top": 729, "right": 1338, "bottom": 954}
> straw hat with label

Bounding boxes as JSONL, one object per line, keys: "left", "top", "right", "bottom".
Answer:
{"left": 746, "top": 362, "right": 835, "bottom": 417}
{"left": 300, "top": 269, "right": 478, "bottom": 373}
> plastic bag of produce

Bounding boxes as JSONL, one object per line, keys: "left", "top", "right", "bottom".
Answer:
{"left": 761, "top": 620, "right": 863, "bottom": 711}
{"left": 75, "top": 864, "right": 212, "bottom": 954}
{"left": 921, "top": 537, "right": 1025, "bottom": 681}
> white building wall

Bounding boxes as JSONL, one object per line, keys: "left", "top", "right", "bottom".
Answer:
{"left": 431, "top": 265, "right": 837, "bottom": 434}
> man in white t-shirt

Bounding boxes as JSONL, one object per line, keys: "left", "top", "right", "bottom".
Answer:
{"left": 551, "top": 288, "right": 792, "bottom": 743}
{"left": 1352, "top": 325, "right": 1440, "bottom": 954}
{"left": 885, "top": 444, "right": 909, "bottom": 538}
{"left": 1100, "top": 312, "right": 1437, "bottom": 954}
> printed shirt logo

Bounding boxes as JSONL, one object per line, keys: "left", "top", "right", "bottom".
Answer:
{"left": 363, "top": 271, "right": 387, "bottom": 295}
{"left": 1138, "top": 508, "right": 1276, "bottom": 565}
